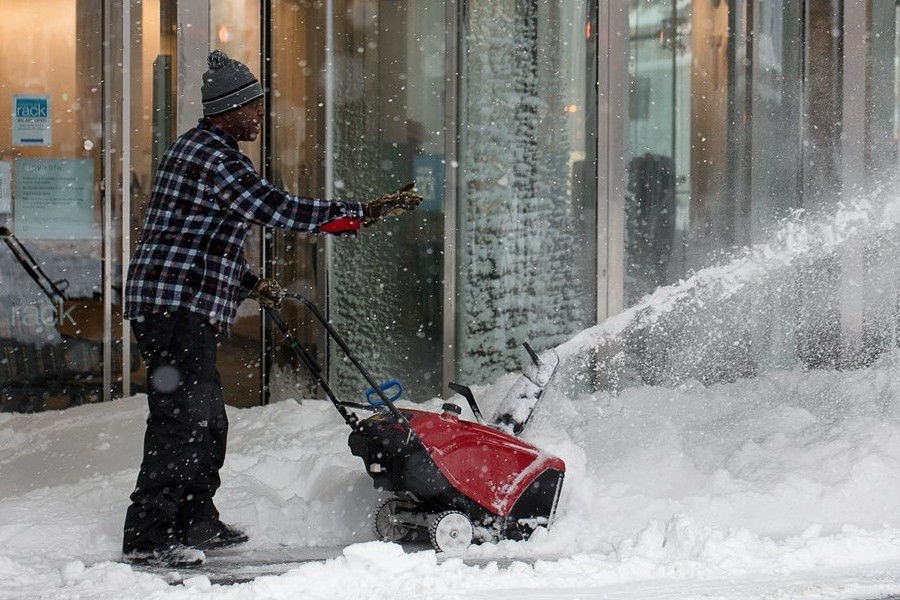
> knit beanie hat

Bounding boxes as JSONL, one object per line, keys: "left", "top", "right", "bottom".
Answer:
{"left": 201, "top": 50, "right": 264, "bottom": 117}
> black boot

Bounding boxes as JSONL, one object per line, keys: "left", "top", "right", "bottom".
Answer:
{"left": 123, "top": 543, "right": 205, "bottom": 568}
{"left": 182, "top": 520, "right": 249, "bottom": 551}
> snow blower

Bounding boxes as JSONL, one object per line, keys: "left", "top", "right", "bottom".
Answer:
{"left": 265, "top": 293, "right": 566, "bottom": 553}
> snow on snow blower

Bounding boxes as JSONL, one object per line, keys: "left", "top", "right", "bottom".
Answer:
{"left": 265, "top": 293, "right": 566, "bottom": 553}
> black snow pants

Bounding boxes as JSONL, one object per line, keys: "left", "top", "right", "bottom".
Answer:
{"left": 122, "top": 310, "right": 227, "bottom": 553}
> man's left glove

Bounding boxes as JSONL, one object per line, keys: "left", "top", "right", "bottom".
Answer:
{"left": 250, "top": 277, "right": 284, "bottom": 309}
{"left": 361, "top": 182, "right": 424, "bottom": 227}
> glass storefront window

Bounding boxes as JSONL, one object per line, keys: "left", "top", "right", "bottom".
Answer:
{"left": 267, "top": 0, "right": 331, "bottom": 400}
{"left": 624, "top": 0, "right": 810, "bottom": 370}
{"left": 625, "top": 0, "right": 688, "bottom": 305}
{"left": 455, "top": 0, "right": 598, "bottom": 385}
{"left": 267, "top": 0, "right": 446, "bottom": 402}
{"left": 624, "top": 0, "right": 805, "bottom": 304}
{"left": 0, "top": 0, "right": 116, "bottom": 411}
{"left": 325, "top": 0, "right": 447, "bottom": 402}
{"left": 210, "top": 1, "right": 266, "bottom": 407}
{"left": 622, "top": 0, "right": 900, "bottom": 379}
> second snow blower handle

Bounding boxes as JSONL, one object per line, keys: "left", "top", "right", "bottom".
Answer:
{"left": 263, "top": 293, "right": 414, "bottom": 434}
{"left": 366, "top": 379, "right": 403, "bottom": 406}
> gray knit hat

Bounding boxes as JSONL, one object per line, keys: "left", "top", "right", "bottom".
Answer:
{"left": 201, "top": 50, "right": 264, "bottom": 117}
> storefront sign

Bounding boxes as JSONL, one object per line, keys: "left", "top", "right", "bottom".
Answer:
{"left": 14, "top": 159, "right": 96, "bottom": 239}
{"left": 12, "top": 95, "right": 52, "bottom": 146}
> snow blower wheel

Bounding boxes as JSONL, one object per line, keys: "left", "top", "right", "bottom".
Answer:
{"left": 374, "top": 498, "right": 414, "bottom": 542}
{"left": 429, "top": 511, "right": 474, "bottom": 553}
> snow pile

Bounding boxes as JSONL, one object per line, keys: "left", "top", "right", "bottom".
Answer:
{"left": 4, "top": 350, "right": 900, "bottom": 598}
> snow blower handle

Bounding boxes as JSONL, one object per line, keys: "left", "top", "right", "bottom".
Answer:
{"left": 265, "top": 293, "right": 415, "bottom": 434}
{"left": 262, "top": 304, "right": 360, "bottom": 430}
{"left": 366, "top": 379, "right": 403, "bottom": 406}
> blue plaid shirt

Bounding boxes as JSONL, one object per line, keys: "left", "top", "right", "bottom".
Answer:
{"left": 125, "top": 120, "right": 363, "bottom": 335}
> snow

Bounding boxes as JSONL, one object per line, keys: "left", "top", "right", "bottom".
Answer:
{"left": 5, "top": 355, "right": 900, "bottom": 598}
{"left": 6, "top": 195, "right": 900, "bottom": 598}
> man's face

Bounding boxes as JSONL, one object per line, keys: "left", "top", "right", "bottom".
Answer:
{"left": 220, "top": 98, "right": 264, "bottom": 142}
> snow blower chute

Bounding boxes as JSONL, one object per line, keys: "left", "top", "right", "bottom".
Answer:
{"left": 265, "top": 293, "right": 565, "bottom": 553}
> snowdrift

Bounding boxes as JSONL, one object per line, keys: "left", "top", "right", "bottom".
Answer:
{"left": 5, "top": 347, "right": 900, "bottom": 598}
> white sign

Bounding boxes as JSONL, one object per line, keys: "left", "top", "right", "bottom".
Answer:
{"left": 12, "top": 95, "right": 52, "bottom": 147}
{"left": 14, "top": 159, "right": 96, "bottom": 239}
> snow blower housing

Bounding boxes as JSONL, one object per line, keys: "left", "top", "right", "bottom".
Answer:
{"left": 348, "top": 402, "right": 565, "bottom": 544}
{"left": 265, "top": 294, "right": 565, "bottom": 553}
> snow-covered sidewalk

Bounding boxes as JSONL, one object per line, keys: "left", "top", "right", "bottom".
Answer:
{"left": 5, "top": 354, "right": 900, "bottom": 598}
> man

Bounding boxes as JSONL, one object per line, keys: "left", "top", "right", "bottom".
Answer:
{"left": 122, "top": 50, "right": 422, "bottom": 568}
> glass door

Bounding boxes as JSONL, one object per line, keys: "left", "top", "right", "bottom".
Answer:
{"left": 327, "top": 0, "right": 447, "bottom": 401}
{"left": 624, "top": 0, "right": 805, "bottom": 305}
{"left": 125, "top": 0, "right": 265, "bottom": 408}
{"left": 0, "top": 0, "right": 114, "bottom": 411}
{"left": 625, "top": 0, "right": 690, "bottom": 306}
{"left": 268, "top": 0, "right": 447, "bottom": 403}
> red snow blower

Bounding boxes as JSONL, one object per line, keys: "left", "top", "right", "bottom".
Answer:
{"left": 265, "top": 293, "right": 566, "bottom": 553}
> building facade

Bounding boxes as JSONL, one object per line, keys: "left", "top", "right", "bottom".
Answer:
{"left": 0, "top": 0, "right": 896, "bottom": 411}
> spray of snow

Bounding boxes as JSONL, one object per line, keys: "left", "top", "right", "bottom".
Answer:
{"left": 556, "top": 193, "right": 900, "bottom": 393}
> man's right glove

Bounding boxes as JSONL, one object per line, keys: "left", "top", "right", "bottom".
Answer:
{"left": 250, "top": 277, "right": 284, "bottom": 309}
{"left": 361, "top": 182, "right": 424, "bottom": 227}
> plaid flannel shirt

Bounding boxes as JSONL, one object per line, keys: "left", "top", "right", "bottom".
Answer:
{"left": 125, "top": 120, "right": 363, "bottom": 335}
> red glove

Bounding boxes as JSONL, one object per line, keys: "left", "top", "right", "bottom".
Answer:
{"left": 320, "top": 216, "right": 362, "bottom": 234}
